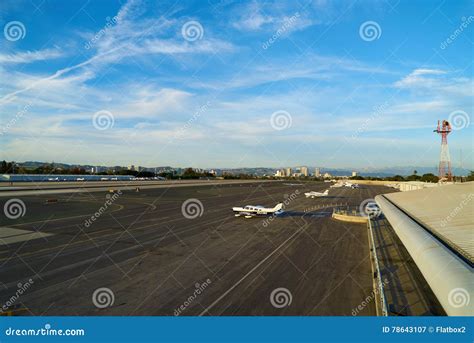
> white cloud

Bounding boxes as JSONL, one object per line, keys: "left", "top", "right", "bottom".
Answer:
{"left": 1, "top": 0, "right": 472, "bottom": 169}
{"left": 0, "top": 0, "right": 234, "bottom": 105}
{"left": 389, "top": 100, "right": 449, "bottom": 114}
{"left": 411, "top": 68, "right": 446, "bottom": 76}
{"left": 231, "top": 1, "right": 314, "bottom": 32}
{"left": 113, "top": 88, "right": 193, "bottom": 119}
{"left": 186, "top": 53, "right": 392, "bottom": 91}
{"left": 233, "top": 14, "right": 274, "bottom": 31}
{"left": 230, "top": 0, "right": 352, "bottom": 33}
{"left": 0, "top": 48, "right": 63, "bottom": 64}
{"left": 395, "top": 68, "right": 446, "bottom": 88}
{"left": 394, "top": 68, "right": 472, "bottom": 98}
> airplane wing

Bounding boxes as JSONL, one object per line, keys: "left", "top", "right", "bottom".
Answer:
{"left": 272, "top": 203, "right": 283, "bottom": 212}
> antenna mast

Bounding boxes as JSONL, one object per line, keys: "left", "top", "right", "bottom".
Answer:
{"left": 433, "top": 120, "right": 452, "bottom": 181}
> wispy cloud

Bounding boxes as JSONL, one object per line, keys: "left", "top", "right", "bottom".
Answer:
{"left": 395, "top": 68, "right": 445, "bottom": 88}
{"left": 394, "top": 68, "right": 473, "bottom": 97}
{"left": 231, "top": 0, "right": 318, "bottom": 32}
{"left": 0, "top": 0, "right": 234, "bottom": 105}
{"left": 0, "top": 48, "right": 63, "bottom": 64}
{"left": 1, "top": 0, "right": 472, "bottom": 169}
{"left": 232, "top": 2, "right": 275, "bottom": 31}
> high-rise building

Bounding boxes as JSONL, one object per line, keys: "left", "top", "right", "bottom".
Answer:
{"left": 286, "top": 167, "right": 292, "bottom": 176}
{"left": 301, "top": 166, "right": 308, "bottom": 176}
{"left": 314, "top": 168, "right": 321, "bottom": 177}
{"left": 352, "top": 171, "right": 358, "bottom": 177}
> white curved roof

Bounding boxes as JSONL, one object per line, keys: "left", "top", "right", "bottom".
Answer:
{"left": 375, "top": 182, "right": 474, "bottom": 316}
{"left": 382, "top": 182, "right": 473, "bottom": 264}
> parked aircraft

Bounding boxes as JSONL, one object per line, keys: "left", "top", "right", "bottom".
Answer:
{"left": 232, "top": 203, "right": 284, "bottom": 218}
{"left": 304, "top": 189, "right": 329, "bottom": 198}
{"left": 344, "top": 182, "right": 359, "bottom": 188}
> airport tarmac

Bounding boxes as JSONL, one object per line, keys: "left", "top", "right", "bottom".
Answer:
{"left": 0, "top": 181, "right": 395, "bottom": 316}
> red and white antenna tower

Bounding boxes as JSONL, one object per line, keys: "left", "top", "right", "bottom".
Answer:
{"left": 433, "top": 120, "right": 452, "bottom": 181}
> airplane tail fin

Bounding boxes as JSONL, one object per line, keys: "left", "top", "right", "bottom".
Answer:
{"left": 274, "top": 203, "right": 283, "bottom": 211}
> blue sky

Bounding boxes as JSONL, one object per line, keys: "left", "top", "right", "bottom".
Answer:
{"left": 0, "top": 0, "right": 472, "bottom": 169}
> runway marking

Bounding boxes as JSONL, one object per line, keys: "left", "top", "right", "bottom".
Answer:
{"left": 0, "top": 185, "right": 294, "bottom": 264}
{"left": 0, "top": 180, "right": 278, "bottom": 197}
{"left": 0, "top": 250, "right": 149, "bottom": 289}
{"left": 199, "top": 224, "right": 307, "bottom": 316}
{"left": 0, "top": 227, "right": 53, "bottom": 245}
{"left": 6, "top": 187, "right": 289, "bottom": 235}
{"left": 0, "top": 184, "right": 389, "bottom": 314}
{"left": 5, "top": 203, "right": 124, "bottom": 227}
{"left": 0, "top": 185, "right": 325, "bottom": 283}
{"left": 0, "top": 213, "right": 232, "bottom": 265}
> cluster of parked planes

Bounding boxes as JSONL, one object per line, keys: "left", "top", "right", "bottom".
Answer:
{"left": 232, "top": 181, "right": 360, "bottom": 218}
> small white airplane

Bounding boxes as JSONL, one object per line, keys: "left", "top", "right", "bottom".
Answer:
{"left": 232, "top": 203, "right": 284, "bottom": 218}
{"left": 304, "top": 189, "right": 329, "bottom": 198}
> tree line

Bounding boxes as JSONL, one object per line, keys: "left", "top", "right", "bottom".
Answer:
{"left": 1, "top": 161, "right": 473, "bottom": 181}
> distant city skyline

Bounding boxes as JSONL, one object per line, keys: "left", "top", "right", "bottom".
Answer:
{"left": 5, "top": 159, "right": 472, "bottom": 176}
{"left": 1, "top": 0, "right": 472, "bottom": 169}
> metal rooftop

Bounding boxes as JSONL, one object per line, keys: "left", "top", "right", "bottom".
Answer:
{"left": 381, "top": 182, "right": 474, "bottom": 265}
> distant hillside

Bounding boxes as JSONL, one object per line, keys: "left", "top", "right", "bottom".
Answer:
{"left": 6, "top": 161, "right": 472, "bottom": 177}
{"left": 353, "top": 166, "right": 471, "bottom": 177}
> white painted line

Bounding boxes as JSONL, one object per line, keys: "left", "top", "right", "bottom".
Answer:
{"left": 0, "top": 227, "right": 53, "bottom": 245}
{"left": 199, "top": 225, "right": 306, "bottom": 316}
